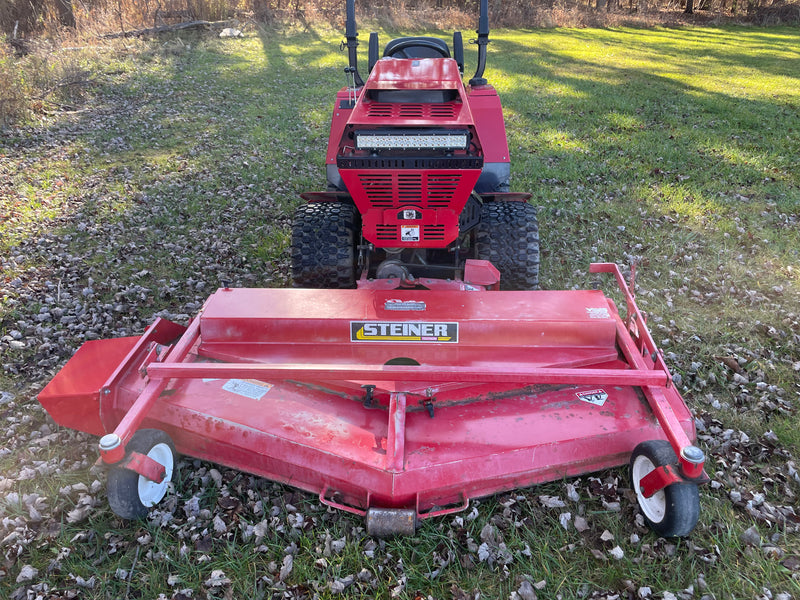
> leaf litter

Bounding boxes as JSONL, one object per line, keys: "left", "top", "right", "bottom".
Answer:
{"left": 0, "top": 29, "right": 799, "bottom": 599}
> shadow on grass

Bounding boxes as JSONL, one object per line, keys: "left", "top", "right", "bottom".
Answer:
{"left": 490, "top": 26, "right": 799, "bottom": 205}
{"left": 1, "top": 27, "right": 343, "bottom": 268}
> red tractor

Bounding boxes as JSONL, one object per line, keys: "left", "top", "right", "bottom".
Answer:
{"left": 37, "top": 0, "right": 707, "bottom": 538}
{"left": 292, "top": 0, "right": 539, "bottom": 290}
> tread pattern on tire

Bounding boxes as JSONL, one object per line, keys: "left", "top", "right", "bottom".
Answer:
{"left": 630, "top": 439, "right": 700, "bottom": 538}
{"left": 291, "top": 202, "right": 357, "bottom": 288}
{"left": 474, "top": 201, "right": 539, "bottom": 290}
{"left": 107, "top": 429, "right": 176, "bottom": 521}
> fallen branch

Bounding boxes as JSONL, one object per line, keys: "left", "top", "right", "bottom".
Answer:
{"left": 100, "top": 19, "right": 236, "bottom": 39}
{"left": 37, "top": 77, "right": 97, "bottom": 100}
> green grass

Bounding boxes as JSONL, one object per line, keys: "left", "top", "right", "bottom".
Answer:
{"left": 1, "top": 24, "right": 799, "bottom": 599}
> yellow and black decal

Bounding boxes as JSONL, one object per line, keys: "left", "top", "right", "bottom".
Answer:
{"left": 351, "top": 321, "right": 458, "bottom": 343}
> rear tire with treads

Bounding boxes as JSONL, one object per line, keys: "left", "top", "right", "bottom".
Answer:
{"left": 291, "top": 201, "right": 358, "bottom": 288}
{"left": 474, "top": 201, "right": 539, "bottom": 290}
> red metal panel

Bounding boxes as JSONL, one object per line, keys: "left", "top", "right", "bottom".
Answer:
{"left": 37, "top": 337, "right": 140, "bottom": 435}
{"left": 197, "top": 287, "right": 618, "bottom": 349}
{"left": 100, "top": 367, "right": 693, "bottom": 515}
{"left": 467, "top": 85, "right": 509, "bottom": 163}
{"left": 348, "top": 59, "right": 475, "bottom": 128}
{"left": 343, "top": 170, "right": 482, "bottom": 211}
{"left": 463, "top": 259, "right": 500, "bottom": 288}
{"left": 364, "top": 58, "right": 463, "bottom": 87}
{"left": 340, "top": 167, "right": 482, "bottom": 247}
{"left": 326, "top": 89, "right": 356, "bottom": 166}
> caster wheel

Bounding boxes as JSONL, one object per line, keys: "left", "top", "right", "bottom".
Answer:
{"left": 630, "top": 439, "right": 699, "bottom": 537}
{"left": 107, "top": 429, "right": 176, "bottom": 520}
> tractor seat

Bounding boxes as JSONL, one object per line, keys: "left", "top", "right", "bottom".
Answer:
{"left": 383, "top": 37, "right": 450, "bottom": 59}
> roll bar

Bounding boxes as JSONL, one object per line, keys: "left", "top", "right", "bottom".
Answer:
{"left": 469, "top": 0, "right": 490, "bottom": 86}
{"left": 345, "top": 0, "right": 364, "bottom": 87}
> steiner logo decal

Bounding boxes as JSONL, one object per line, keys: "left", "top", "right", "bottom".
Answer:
{"left": 351, "top": 321, "right": 458, "bottom": 343}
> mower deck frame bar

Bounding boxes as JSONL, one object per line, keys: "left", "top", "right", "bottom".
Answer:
{"left": 591, "top": 263, "right": 693, "bottom": 452}
{"left": 99, "top": 317, "right": 200, "bottom": 462}
{"left": 144, "top": 362, "right": 667, "bottom": 387}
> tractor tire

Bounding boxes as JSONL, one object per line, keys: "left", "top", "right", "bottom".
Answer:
{"left": 474, "top": 201, "right": 539, "bottom": 290}
{"left": 630, "top": 440, "right": 700, "bottom": 538}
{"left": 291, "top": 201, "right": 358, "bottom": 288}
{"left": 107, "top": 429, "right": 177, "bottom": 520}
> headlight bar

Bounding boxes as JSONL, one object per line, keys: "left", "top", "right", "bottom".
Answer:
{"left": 355, "top": 129, "right": 470, "bottom": 151}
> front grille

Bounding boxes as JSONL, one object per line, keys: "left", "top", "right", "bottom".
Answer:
{"left": 365, "top": 102, "right": 460, "bottom": 120}
{"left": 355, "top": 172, "right": 467, "bottom": 209}
{"left": 398, "top": 173, "right": 422, "bottom": 203}
{"left": 424, "top": 225, "right": 447, "bottom": 240}
{"left": 341, "top": 166, "right": 482, "bottom": 248}
{"left": 375, "top": 225, "right": 396, "bottom": 240}
{"left": 374, "top": 225, "right": 447, "bottom": 241}
{"left": 356, "top": 174, "right": 394, "bottom": 207}
{"left": 427, "top": 174, "right": 462, "bottom": 208}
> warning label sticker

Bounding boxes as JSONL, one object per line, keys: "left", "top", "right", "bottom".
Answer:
{"left": 222, "top": 379, "right": 273, "bottom": 400}
{"left": 576, "top": 389, "right": 608, "bottom": 406}
{"left": 401, "top": 225, "right": 420, "bottom": 242}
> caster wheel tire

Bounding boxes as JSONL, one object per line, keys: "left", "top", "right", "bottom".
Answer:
{"left": 474, "top": 201, "right": 539, "bottom": 290}
{"left": 630, "top": 439, "right": 699, "bottom": 538}
{"left": 108, "top": 429, "right": 177, "bottom": 520}
{"left": 291, "top": 201, "right": 358, "bottom": 288}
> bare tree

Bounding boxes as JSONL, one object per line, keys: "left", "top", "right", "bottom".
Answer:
{"left": 56, "top": 0, "right": 76, "bottom": 27}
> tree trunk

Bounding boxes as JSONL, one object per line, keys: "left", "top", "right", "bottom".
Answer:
{"left": 56, "top": 0, "right": 76, "bottom": 27}
{"left": 684, "top": 0, "right": 694, "bottom": 13}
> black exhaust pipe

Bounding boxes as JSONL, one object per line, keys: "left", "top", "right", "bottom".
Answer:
{"left": 345, "top": 0, "right": 364, "bottom": 87}
{"left": 469, "top": 0, "right": 490, "bottom": 87}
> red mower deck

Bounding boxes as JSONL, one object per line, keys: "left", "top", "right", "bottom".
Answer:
{"left": 39, "top": 264, "right": 707, "bottom": 536}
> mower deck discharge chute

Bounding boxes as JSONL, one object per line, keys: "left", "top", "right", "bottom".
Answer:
{"left": 37, "top": 0, "right": 707, "bottom": 537}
